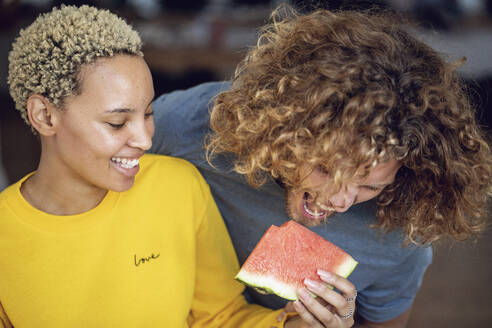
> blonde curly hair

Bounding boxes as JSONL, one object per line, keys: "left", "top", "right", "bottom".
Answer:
{"left": 207, "top": 7, "right": 492, "bottom": 244}
{"left": 8, "top": 5, "right": 143, "bottom": 126}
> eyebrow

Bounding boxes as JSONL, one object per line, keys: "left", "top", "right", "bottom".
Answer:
{"left": 105, "top": 108, "right": 133, "bottom": 114}
{"left": 105, "top": 96, "right": 155, "bottom": 114}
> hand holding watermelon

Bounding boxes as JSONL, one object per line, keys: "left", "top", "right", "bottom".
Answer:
{"left": 284, "top": 270, "right": 357, "bottom": 327}
{"left": 235, "top": 220, "right": 358, "bottom": 327}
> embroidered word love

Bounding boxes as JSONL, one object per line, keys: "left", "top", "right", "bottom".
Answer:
{"left": 134, "top": 253, "right": 160, "bottom": 267}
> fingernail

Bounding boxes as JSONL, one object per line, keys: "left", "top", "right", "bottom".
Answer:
{"left": 317, "top": 269, "right": 333, "bottom": 281}
{"left": 304, "top": 278, "right": 320, "bottom": 290}
{"left": 298, "top": 288, "right": 311, "bottom": 300}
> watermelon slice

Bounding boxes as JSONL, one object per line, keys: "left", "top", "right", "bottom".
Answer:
{"left": 235, "top": 220, "right": 358, "bottom": 300}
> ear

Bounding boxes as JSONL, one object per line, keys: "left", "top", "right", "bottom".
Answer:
{"left": 26, "top": 95, "right": 61, "bottom": 136}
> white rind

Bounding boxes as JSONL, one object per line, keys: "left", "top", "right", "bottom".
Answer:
{"left": 337, "top": 257, "right": 359, "bottom": 278}
{"left": 235, "top": 270, "right": 298, "bottom": 300}
{"left": 236, "top": 256, "right": 358, "bottom": 301}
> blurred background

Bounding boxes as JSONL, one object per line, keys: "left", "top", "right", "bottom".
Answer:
{"left": 0, "top": 0, "right": 491, "bottom": 326}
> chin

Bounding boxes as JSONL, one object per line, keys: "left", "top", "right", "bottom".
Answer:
{"left": 109, "top": 178, "right": 135, "bottom": 193}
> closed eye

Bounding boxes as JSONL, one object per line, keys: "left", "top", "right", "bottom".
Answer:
{"left": 107, "top": 122, "right": 125, "bottom": 129}
{"left": 361, "top": 185, "right": 384, "bottom": 191}
{"left": 317, "top": 165, "right": 329, "bottom": 175}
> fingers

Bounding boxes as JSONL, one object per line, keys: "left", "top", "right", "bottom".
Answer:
{"left": 345, "top": 290, "right": 357, "bottom": 303}
{"left": 293, "top": 296, "right": 325, "bottom": 328}
{"left": 300, "top": 283, "right": 354, "bottom": 326}
{"left": 316, "top": 270, "right": 356, "bottom": 322}
{"left": 295, "top": 270, "right": 357, "bottom": 327}
{"left": 317, "top": 270, "right": 357, "bottom": 301}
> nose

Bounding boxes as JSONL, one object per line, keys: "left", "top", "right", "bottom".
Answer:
{"left": 329, "top": 184, "right": 357, "bottom": 212}
{"left": 128, "top": 119, "right": 153, "bottom": 150}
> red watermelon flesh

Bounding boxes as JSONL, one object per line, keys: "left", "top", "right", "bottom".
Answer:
{"left": 235, "top": 220, "right": 358, "bottom": 300}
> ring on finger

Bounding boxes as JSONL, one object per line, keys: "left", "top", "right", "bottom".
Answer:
{"left": 338, "top": 306, "right": 354, "bottom": 320}
{"left": 345, "top": 290, "right": 357, "bottom": 303}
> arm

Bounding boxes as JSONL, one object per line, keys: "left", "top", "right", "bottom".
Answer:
{"left": 188, "top": 171, "right": 288, "bottom": 328}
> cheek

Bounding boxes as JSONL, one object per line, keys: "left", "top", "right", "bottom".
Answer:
{"left": 57, "top": 124, "right": 88, "bottom": 151}
{"left": 97, "top": 130, "right": 127, "bottom": 153}
{"left": 302, "top": 171, "right": 328, "bottom": 189}
{"left": 310, "top": 177, "right": 337, "bottom": 195}
{"left": 357, "top": 190, "right": 382, "bottom": 203}
{"left": 67, "top": 125, "right": 122, "bottom": 158}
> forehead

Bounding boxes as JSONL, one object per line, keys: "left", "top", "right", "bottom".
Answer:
{"left": 78, "top": 55, "right": 150, "bottom": 92}
{"left": 65, "top": 55, "right": 153, "bottom": 112}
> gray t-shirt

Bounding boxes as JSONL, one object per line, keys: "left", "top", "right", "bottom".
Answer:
{"left": 150, "top": 81, "right": 432, "bottom": 323}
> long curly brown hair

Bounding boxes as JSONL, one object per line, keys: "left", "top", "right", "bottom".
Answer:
{"left": 207, "top": 7, "right": 492, "bottom": 244}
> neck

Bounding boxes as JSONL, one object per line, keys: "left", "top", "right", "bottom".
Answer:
{"left": 21, "top": 154, "right": 107, "bottom": 216}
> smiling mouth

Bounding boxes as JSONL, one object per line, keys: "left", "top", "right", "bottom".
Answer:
{"left": 111, "top": 157, "right": 139, "bottom": 169}
{"left": 302, "top": 192, "right": 331, "bottom": 220}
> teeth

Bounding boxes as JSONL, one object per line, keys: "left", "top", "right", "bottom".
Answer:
{"left": 303, "top": 200, "right": 326, "bottom": 218}
{"left": 111, "top": 157, "right": 139, "bottom": 169}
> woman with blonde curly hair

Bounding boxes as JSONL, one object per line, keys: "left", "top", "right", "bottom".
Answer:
{"left": 0, "top": 5, "right": 318, "bottom": 328}
{"left": 150, "top": 6, "right": 492, "bottom": 328}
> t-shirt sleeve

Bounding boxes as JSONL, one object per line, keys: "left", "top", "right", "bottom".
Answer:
{"left": 188, "top": 168, "right": 289, "bottom": 328}
{"left": 356, "top": 246, "right": 433, "bottom": 322}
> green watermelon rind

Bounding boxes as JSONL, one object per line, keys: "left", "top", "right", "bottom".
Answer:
{"left": 235, "top": 256, "right": 358, "bottom": 301}
{"left": 235, "top": 271, "right": 298, "bottom": 300}
{"left": 337, "top": 257, "right": 359, "bottom": 279}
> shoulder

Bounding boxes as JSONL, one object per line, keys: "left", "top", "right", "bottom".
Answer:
{"left": 0, "top": 174, "right": 30, "bottom": 207}
{"left": 150, "top": 82, "right": 231, "bottom": 158}
{"left": 153, "top": 81, "right": 231, "bottom": 120}
{"left": 134, "top": 154, "right": 213, "bottom": 219}
{"left": 139, "top": 153, "right": 200, "bottom": 179}
{"left": 0, "top": 186, "right": 10, "bottom": 213}
{"left": 0, "top": 186, "right": 9, "bottom": 203}
{"left": 137, "top": 154, "right": 209, "bottom": 193}
{"left": 0, "top": 174, "right": 33, "bottom": 226}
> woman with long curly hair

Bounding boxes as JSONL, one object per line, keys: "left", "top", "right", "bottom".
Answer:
{"left": 151, "top": 5, "right": 492, "bottom": 328}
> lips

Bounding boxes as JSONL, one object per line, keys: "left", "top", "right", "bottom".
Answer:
{"left": 111, "top": 157, "right": 139, "bottom": 169}
{"left": 302, "top": 192, "right": 328, "bottom": 220}
{"left": 110, "top": 156, "right": 141, "bottom": 177}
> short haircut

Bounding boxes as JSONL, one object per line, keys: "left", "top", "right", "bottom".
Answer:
{"left": 8, "top": 5, "right": 143, "bottom": 126}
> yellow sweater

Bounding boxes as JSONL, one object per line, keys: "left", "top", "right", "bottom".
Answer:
{"left": 0, "top": 154, "right": 287, "bottom": 327}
